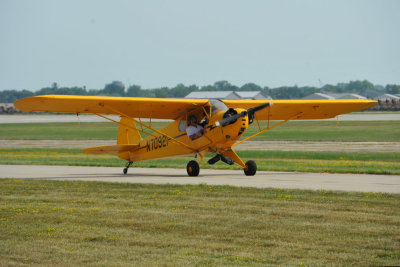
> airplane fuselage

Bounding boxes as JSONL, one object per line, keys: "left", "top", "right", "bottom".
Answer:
{"left": 118, "top": 108, "right": 249, "bottom": 162}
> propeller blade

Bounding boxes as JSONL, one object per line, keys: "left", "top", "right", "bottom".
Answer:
{"left": 248, "top": 102, "right": 271, "bottom": 114}
{"left": 248, "top": 102, "right": 272, "bottom": 124}
{"left": 216, "top": 111, "right": 247, "bottom": 127}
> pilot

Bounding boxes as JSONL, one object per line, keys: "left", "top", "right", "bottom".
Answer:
{"left": 186, "top": 115, "right": 206, "bottom": 140}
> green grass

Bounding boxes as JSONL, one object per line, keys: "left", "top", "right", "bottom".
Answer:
{"left": 0, "top": 122, "right": 119, "bottom": 140}
{"left": 245, "top": 120, "right": 400, "bottom": 141}
{"left": 1, "top": 179, "right": 399, "bottom": 266}
{"left": 1, "top": 121, "right": 399, "bottom": 174}
{"left": 1, "top": 148, "right": 399, "bottom": 175}
{"left": 1, "top": 120, "right": 400, "bottom": 141}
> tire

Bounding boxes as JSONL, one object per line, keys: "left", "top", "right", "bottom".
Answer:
{"left": 244, "top": 160, "right": 257, "bottom": 176}
{"left": 123, "top": 168, "right": 128, "bottom": 175}
{"left": 187, "top": 160, "right": 200, "bottom": 176}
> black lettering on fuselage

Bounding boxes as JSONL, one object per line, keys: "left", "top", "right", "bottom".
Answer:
{"left": 146, "top": 135, "right": 169, "bottom": 152}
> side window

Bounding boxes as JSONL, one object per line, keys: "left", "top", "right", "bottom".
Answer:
{"left": 178, "top": 119, "right": 187, "bottom": 132}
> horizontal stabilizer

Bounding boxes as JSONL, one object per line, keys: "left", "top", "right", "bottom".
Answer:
{"left": 83, "top": 144, "right": 139, "bottom": 155}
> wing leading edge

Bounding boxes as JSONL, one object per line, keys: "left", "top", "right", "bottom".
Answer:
{"left": 223, "top": 99, "right": 377, "bottom": 120}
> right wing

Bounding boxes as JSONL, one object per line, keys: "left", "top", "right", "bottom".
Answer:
{"left": 223, "top": 99, "right": 377, "bottom": 120}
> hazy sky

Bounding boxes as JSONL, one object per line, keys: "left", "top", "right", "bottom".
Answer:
{"left": 1, "top": 0, "right": 399, "bottom": 91}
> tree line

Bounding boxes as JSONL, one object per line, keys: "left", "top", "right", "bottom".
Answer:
{"left": 1, "top": 80, "right": 399, "bottom": 103}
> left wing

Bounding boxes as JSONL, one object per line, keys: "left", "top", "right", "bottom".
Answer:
{"left": 14, "top": 95, "right": 209, "bottom": 120}
{"left": 223, "top": 99, "right": 377, "bottom": 120}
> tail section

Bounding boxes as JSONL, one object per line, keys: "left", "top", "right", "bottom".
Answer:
{"left": 117, "top": 117, "right": 143, "bottom": 145}
{"left": 83, "top": 117, "right": 142, "bottom": 160}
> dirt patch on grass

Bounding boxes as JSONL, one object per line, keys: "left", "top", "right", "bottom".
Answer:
{"left": 1, "top": 139, "right": 399, "bottom": 153}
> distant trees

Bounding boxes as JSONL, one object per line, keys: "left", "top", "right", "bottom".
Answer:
{"left": 100, "top": 82, "right": 125, "bottom": 96}
{"left": 322, "top": 80, "right": 375, "bottom": 94}
{"left": 386, "top": 84, "right": 400, "bottom": 95}
{"left": 36, "top": 86, "right": 88, "bottom": 96}
{"left": 0, "top": 80, "right": 398, "bottom": 103}
{"left": 214, "top": 81, "right": 239, "bottom": 91}
{"left": 126, "top": 85, "right": 143, "bottom": 97}
{"left": 240, "top": 83, "right": 263, "bottom": 92}
{"left": 266, "top": 86, "right": 318, "bottom": 99}
{"left": 0, "top": 90, "right": 34, "bottom": 103}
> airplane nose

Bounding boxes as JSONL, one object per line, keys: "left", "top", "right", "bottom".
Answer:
{"left": 216, "top": 102, "right": 272, "bottom": 127}
{"left": 216, "top": 108, "right": 247, "bottom": 127}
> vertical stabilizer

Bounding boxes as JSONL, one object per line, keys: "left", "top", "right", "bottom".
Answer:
{"left": 117, "top": 117, "right": 142, "bottom": 145}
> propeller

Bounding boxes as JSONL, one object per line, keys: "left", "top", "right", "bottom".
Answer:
{"left": 215, "top": 102, "right": 272, "bottom": 127}
{"left": 247, "top": 102, "right": 271, "bottom": 124}
{"left": 215, "top": 109, "right": 247, "bottom": 127}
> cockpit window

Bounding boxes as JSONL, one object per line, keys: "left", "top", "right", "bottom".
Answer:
{"left": 178, "top": 119, "right": 187, "bottom": 132}
{"left": 210, "top": 99, "right": 228, "bottom": 116}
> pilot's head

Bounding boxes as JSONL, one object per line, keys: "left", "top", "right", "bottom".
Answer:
{"left": 188, "top": 115, "right": 197, "bottom": 126}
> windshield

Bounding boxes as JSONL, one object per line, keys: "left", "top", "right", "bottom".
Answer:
{"left": 210, "top": 99, "right": 228, "bottom": 116}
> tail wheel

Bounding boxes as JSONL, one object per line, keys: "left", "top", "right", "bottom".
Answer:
{"left": 187, "top": 160, "right": 200, "bottom": 176}
{"left": 244, "top": 160, "right": 257, "bottom": 176}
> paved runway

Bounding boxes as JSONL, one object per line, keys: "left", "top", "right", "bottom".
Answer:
{"left": 1, "top": 165, "right": 399, "bottom": 193}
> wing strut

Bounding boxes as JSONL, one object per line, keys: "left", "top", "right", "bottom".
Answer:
{"left": 98, "top": 104, "right": 196, "bottom": 152}
{"left": 93, "top": 112, "right": 156, "bottom": 139}
{"left": 232, "top": 112, "right": 303, "bottom": 148}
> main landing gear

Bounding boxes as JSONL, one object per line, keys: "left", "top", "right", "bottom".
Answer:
{"left": 186, "top": 155, "right": 257, "bottom": 177}
{"left": 244, "top": 160, "right": 257, "bottom": 176}
{"left": 123, "top": 161, "right": 133, "bottom": 175}
{"left": 187, "top": 160, "right": 200, "bottom": 176}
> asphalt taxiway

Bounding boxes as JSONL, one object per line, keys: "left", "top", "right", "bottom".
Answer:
{"left": 1, "top": 165, "right": 399, "bottom": 193}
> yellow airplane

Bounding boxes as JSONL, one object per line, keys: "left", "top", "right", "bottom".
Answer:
{"left": 15, "top": 95, "right": 376, "bottom": 176}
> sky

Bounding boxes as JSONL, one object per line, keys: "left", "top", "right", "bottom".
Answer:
{"left": 0, "top": 0, "right": 399, "bottom": 91}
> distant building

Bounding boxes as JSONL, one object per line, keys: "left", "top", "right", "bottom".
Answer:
{"left": 302, "top": 93, "right": 335, "bottom": 100}
{"left": 363, "top": 90, "right": 383, "bottom": 99}
{"left": 375, "top": 94, "right": 400, "bottom": 101}
{"left": 236, "top": 91, "right": 271, "bottom": 100}
{"left": 331, "top": 93, "right": 366, "bottom": 100}
{"left": 185, "top": 91, "right": 241, "bottom": 100}
{"left": 302, "top": 93, "right": 366, "bottom": 100}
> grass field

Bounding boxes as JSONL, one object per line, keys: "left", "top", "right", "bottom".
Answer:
{"left": 1, "top": 148, "right": 399, "bottom": 175}
{"left": 1, "top": 120, "right": 399, "bottom": 174}
{"left": 1, "top": 120, "right": 400, "bottom": 141}
{"left": 1, "top": 179, "right": 399, "bottom": 266}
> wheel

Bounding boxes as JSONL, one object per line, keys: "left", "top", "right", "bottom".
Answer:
{"left": 244, "top": 160, "right": 257, "bottom": 176}
{"left": 123, "top": 168, "right": 128, "bottom": 175}
{"left": 187, "top": 160, "right": 200, "bottom": 176}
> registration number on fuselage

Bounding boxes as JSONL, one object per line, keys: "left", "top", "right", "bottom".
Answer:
{"left": 146, "top": 135, "right": 169, "bottom": 152}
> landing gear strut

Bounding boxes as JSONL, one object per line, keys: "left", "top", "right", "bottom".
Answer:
{"left": 123, "top": 161, "right": 133, "bottom": 175}
{"left": 187, "top": 160, "right": 200, "bottom": 176}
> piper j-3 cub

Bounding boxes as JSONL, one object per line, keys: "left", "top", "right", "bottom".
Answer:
{"left": 15, "top": 95, "right": 377, "bottom": 176}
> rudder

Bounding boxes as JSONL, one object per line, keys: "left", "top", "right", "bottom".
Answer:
{"left": 117, "top": 117, "right": 143, "bottom": 145}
